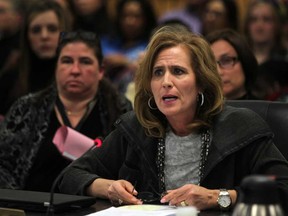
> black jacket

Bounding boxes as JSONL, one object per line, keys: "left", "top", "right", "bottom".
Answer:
{"left": 59, "top": 106, "right": 288, "bottom": 210}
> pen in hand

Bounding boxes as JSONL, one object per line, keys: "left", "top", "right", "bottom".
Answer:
{"left": 131, "top": 180, "right": 137, "bottom": 195}
{"left": 131, "top": 181, "right": 143, "bottom": 205}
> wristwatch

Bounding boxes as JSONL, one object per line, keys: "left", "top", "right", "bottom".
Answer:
{"left": 217, "top": 189, "right": 232, "bottom": 210}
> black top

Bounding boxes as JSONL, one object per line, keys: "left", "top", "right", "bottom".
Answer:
{"left": 24, "top": 101, "right": 103, "bottom": 192}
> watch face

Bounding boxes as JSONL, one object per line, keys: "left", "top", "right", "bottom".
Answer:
{"left": 219, "top": 195, "right": 231, "bottom": 208}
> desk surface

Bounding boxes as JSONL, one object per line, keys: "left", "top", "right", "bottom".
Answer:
{"left": 25, "top": 199, "right": 232, "bottom": 216}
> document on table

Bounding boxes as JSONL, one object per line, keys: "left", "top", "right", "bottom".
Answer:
{"left": 85, "top": 204, "right": 177, "bottom": 216}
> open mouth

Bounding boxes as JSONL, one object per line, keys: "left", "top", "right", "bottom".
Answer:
{"left": 162, "top": 96, "right": 178, "bottom": 101}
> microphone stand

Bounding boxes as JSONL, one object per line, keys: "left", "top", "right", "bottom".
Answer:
{"left": 45, "top": 143, "right": 99, "bottom": 216}
{"left": 45, "top": 162, "right": 71, "bottom": 216}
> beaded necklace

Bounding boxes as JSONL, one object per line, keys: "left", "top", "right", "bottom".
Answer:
{"left": 156, "top": 129, "right": 211, "bottom": 193}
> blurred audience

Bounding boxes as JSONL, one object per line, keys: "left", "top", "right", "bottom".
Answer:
{"left": 206, "top": 28, "right": 259, "bottom": 100}
{"left": 158, "top": 0, "right": 207, "bottom": 34}
{"left": 0, "top": 0, "right": 23, "bottom": 75}
{"left": 202, "top": 0, "right": 238, "bottom": 36}
{"left": 67, "top": 0, "right": 112, "bottom": 37}
{"left": 0, "top": 0, "right": 23, "bottom": 119}
{"left": 101, "top": 0, "right": 157, "bottom": 93}
{"left": 53, "top": 0, "right": 74, "bottom": 29}
{"left": 0, "top": 1, "right": 68, "bottom": 116}
{"left": 244, "top": 0, "right": 288, "bottom": 64}
{"left": 0, "top": 30, "right": 132, "bottom": 192}
{"left": 244, "top": 0, "right": 288, "bottom": 100}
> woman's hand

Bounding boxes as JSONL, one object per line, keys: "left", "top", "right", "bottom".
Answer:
{"left": 160, "top": 184, "right": 220, "bottom": 210}
{"left": 107, "top": 180, "right": 143, "bottom": 206}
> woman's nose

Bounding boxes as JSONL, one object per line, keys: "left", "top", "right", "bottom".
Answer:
{"left": 162, "top": 73, "right": 173, "bottom": 88}
{"left": 40, "top": 28, "right": 49, "bottom": 39}
{"left": 71, "top": 62, "right": 81, "bottom": 73}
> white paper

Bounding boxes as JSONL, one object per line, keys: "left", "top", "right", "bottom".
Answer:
{"left": 85, "top": 205, "right": 178, "bottom": 216}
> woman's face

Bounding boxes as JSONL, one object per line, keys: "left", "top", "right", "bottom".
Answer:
{"left": 73, "top": 0, "right": 103, "bottom": 16}
{"left": 28, "top": 10, "right": 61, "bottom": 59}
{"left": 248, "top": 3, "right": 276, "bottom": 44}
{"left": 56, "top": 41, "right": 104, "bottom": 99}
{"left": 202, "top": 0, "right": 228, "bottom": 35}
{"left": 210, "top": 39, "right": 246, "bottom": 99}
{"left": 150, "top": 45, "right": 200, "bottom": 125}
{"left": 120, "top": 1, "right": 145, "bottom": 40}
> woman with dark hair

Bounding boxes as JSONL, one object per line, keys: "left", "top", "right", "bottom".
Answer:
{"left": 0, "top": 1, "right": 69, "bottom": 116}
{"left": 0, "top": 31, "right": 132, "bottom": 192}
{"left": 243, "top": 0, "right": 288, "bottom": 100}
{"left": 67, "top": 0, "right": 112, "bottom": 37}
{"left": 101, "top": 0, "right": 157, "bottom": 93}
{"left": 243, "top": 0, "right": 287, "bottom": 65}
{"left": 202, "top": 0, "right": 238, "bottom": 36}
{"left": 206, "top": 28, "right": 259, "bottom": 100}
{"left": 17, "top": 0, "right": 69, "bottom": 93}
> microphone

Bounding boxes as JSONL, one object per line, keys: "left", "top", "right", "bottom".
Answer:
{"left": 45, "top": 159, "right": 73, "bottom": 216}
{"left": 45, "top": 137, "right": 103, "bottom": 216}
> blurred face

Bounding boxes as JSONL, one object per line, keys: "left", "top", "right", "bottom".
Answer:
{"left": 28, "top": 10, "right": 61, "bottom": 59}
{"left": 120, "top": 1, "right": 145, "bottom": 40}
{"left": 56, "top": 41, "right": 104, "bottom": 99}
{"left": 248, "top": 3, "right": 276, "bottom": 44}
{"left": 211, "top": 39, "right": 246, "bottom": 99}
{"left": 0, "top": 0, "right": 21, "bottom": 33}
{"left": 202, "top": 0, "right": 228, "bottom": 35}
{"left": 73, "top": 0, "right": 103, "bottom": 16}
{"left": 151, "top": 45, "right": 200, "bottom": 125}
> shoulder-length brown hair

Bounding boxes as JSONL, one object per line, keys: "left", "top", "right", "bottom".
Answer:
{"left": 134, "top": 25, "right": 224, "bottom": 138}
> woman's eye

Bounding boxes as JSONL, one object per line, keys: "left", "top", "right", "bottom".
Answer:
{"left": 153, "top": 69, "right": 163, "bottom": 76}
{"left": 30, "top": 26, "right": 41, "bottom": 34}
{"left": 80, "top": 58, "right": 93, "bottom": 65}
{"left": 173, "top": 68, "right": 184, "bottom": 75}
{"left": 47, "top": 24, "right": 59, "bottom": 33}
{"left": 60, "top": 57, "right": 72, "bottom": 64}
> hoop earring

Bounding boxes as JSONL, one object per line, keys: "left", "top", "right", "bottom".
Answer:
{"left": 198, "top": 92, "right": 204, "bottom": 107}
{"left": 148, "top": 97, "right": 158, "bottom": 110}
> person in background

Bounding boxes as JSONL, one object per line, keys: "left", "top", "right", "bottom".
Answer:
{"left": 244, "top": 0, "right": 287, "bottom": 65}
{"left": 53, "top": 0, "right": 74, "bottom": 29}
{"left": 201, "top": 0, "right": 238, "bottom": 36}
{"left": 243, "top": 0, "right": 288, "bottom": 100}
{"left": 0, "top": 0, "right": 23, "bottom": 75}
{"left": 158, "top": 0, "right": 207, "bottom": 34}
{"left": 0, "top": 1, "right": 69, "bottom": 116}
{"left": 0, "top": 0, "right": 23, "bottom": 117}
{"left": 0, "top": 30, "right": 132, "bottom": 192}
{"left": 58, "top": 25, "right": 288, "bottom": 212}
{"left": 101, "top": 0, "right": 157, "bottom": 93}
{"left": 68, "top": 0, "right": 112, "bottom": 37}
{"left": 206, "top": 28, "right": 259, "bottom": 100}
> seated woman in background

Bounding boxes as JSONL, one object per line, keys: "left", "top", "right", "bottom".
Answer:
{"left": 243, "top": 0, "right": 288, "bottom": 100}
{"left": 206, "top": 28, "right": 259, "bottom": 100}
{"left": 201, "top": 0, "right": 239, "bottom": 36}
{"left": 0, "top": 1, "right": 69, "bottom": 116}
{"left": 0, "top": 31, "right": 132, "bottom": 192}
{"left": 58, "top": 25, "right": 288, "bottom": 212}
{"left": 101, "top": 0, "right": 157, "bottom": 93}
{"left": 67, "top": 0, "right": 112, "bottom": 37}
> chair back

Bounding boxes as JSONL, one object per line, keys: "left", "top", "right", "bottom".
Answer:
{"left": 226, "top": 100, "right": 288, "bottom": 160}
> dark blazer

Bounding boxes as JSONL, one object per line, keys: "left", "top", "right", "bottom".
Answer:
{"left": 59, "top": 106, "right": 288, "bottom": 210}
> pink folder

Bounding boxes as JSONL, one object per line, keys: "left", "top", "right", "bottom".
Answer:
{"left": 53, "top": 126, "right": 102, "bottom": 160}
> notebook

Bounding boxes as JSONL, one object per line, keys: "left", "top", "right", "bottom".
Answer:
{"left": 0, "top": 189, "right": 97, "bottom": 213}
